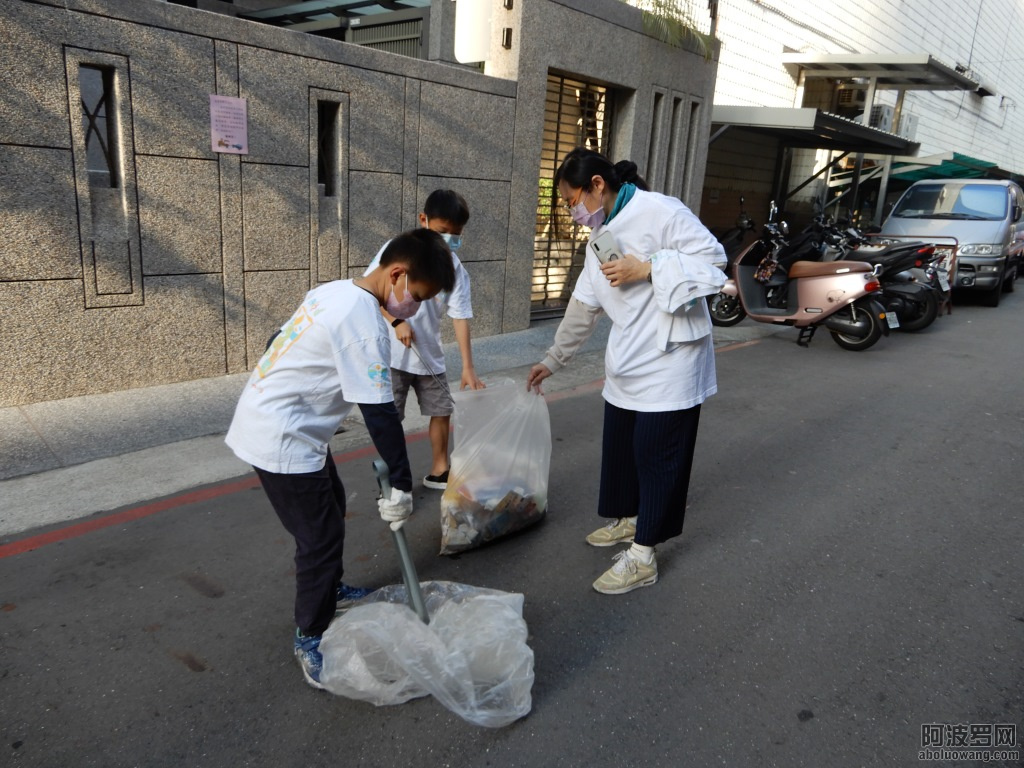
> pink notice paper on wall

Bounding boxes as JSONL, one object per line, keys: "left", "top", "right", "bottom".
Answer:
{"left": 210, "top": 95, "right": 249, "bottom": 155}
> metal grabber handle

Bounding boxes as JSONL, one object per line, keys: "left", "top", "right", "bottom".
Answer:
{"left": 373, "top": 459, "right": 429, "bottom": 624}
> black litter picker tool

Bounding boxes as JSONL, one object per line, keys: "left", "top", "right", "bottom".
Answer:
{"left": 373, "top": 459, "right": 429, "bottom": 624}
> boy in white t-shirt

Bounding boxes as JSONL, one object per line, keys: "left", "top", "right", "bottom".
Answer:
{"left": 364, "top": 190, "right": 485, "bottom": 490}
{"left": 225, "top": 229, "right": 455, "bottom": 689}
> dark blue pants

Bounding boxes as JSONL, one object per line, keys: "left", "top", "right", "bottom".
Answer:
{"left": 254, "top": 450, "right": 346, "bottom": 637}
{"left": 597, "top": 401, "right": 702, "bottom": 546}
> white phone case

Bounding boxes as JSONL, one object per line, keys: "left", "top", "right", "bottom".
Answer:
{"left": 590, "top": 231, "right": 622, "bottom": 264}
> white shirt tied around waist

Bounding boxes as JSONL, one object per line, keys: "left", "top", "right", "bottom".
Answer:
{"left": 570, "top": 189, "right": 727, "bottom": 413}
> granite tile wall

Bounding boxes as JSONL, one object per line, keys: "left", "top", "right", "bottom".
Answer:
{"left": 137, "top": 157, "right": 223, "bottom": 275}
{"left": 0, "top": 0, "right": 519, "bottom": 407}
{"left": 0, "top": 146, "right": 81, "bottom": 281}
{"left": 0, "top": 0, "right": 717, "bottom": 408}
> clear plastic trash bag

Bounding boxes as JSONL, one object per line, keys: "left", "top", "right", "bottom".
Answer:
{"left": 440, "top": 378, "right": 551, "bottom": 554}
{"left": 319, "top": 581, "right": 534, "bottom": 728}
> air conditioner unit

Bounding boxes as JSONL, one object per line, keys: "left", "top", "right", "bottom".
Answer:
{"left": 898, "top": 113, "right": 919, "bottom": 140}
{"left": 836, "top": 88, "right": 867, "bottom": 109}
{"left": 869, "top": 104, "right": 895, "bottom": 132}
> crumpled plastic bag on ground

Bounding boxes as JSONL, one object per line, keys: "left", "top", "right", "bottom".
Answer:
{"left": 318, "top": 581, "right": 534, "bottom": 728}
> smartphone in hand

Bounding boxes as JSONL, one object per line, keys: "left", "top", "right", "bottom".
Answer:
{"left": 590, "top": 231, "right": 623, "bottom": 264}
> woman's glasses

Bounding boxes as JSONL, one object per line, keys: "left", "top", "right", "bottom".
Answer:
{"left": 563, "top": 188, "right": 584, "bottom": 212}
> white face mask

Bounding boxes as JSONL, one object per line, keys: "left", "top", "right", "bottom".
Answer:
{"left": 385, "top": 275, "right": 421, "bottom": 320}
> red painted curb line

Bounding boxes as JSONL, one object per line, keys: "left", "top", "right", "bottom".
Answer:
{"left": 1, "top": 338, "right": 759, "bottom": 559}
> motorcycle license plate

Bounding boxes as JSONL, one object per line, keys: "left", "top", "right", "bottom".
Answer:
{"left": 938, "top": 273, "right": 950, "bottom": 292}
{"left": 885, "top": 311, "right": 900, "bottom": 329}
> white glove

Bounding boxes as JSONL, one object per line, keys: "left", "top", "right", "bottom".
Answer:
{"left": 378, "top": 486, "right": 413, "bottom": 525}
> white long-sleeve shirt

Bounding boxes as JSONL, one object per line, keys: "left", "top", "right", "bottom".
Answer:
{"left": 542, "top": 189, "right": 726, "bottom": 412}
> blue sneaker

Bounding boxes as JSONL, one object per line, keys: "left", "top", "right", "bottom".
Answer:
{"left": 336, "top": 582, "right": 374, "bottom": 605}
{"left": 294, "top": 629, "right": 325, "bottom": 690}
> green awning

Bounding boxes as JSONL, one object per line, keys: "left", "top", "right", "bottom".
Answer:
{"left": 889, "top": 153, "right": 998, "bottom": 181}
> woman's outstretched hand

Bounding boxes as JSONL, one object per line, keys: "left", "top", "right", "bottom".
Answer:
{"left": 526, "top": 363, "right": 552, "bottom": 394}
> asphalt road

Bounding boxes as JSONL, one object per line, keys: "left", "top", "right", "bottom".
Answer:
{"left": 2, "top": 292, "right": 1022, "bottom": 767}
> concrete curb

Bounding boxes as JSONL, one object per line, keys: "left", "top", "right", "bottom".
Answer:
{"left": 0, "top": 320, "right": 792, "bottom": 537}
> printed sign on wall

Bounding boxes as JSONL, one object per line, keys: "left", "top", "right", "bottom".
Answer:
{"left": 210, "top": 95, "right": 248, "bottom": 155}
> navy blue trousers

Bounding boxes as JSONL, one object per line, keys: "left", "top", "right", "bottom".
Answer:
{"left": 254, "top": 450, "right": 346, "bottom": 637}
{"left": 597, "top": 401, "right": 702, "bottom": 546}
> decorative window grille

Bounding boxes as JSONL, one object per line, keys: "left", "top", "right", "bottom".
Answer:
{"left": 79, "top": 65, "right": 118, "bottom": 188}
{"left": 532, "top": 74, "right": 614, "bottom": 317}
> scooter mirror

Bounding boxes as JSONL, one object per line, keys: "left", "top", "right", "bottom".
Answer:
{"left": 768, "top": 200, "right": 778, "bottom": 222}
{"left": 779, "top": 221, "right": 790, "bottom": 236}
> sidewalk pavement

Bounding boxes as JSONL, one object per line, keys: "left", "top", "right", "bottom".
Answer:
{"left": 0, "top": 318, "right": 790, "bottom": 538}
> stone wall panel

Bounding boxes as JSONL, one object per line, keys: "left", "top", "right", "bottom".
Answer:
{"left": 241, "top": 164, "right": 310, "bottom": 272}
{"left": 137, "top": 156, "right": 223, "bottom": 275}
{"left": 346, "top": 171, "right": 405, "bottom": 270}
{"left": 0, "top": 145, "right": 81, "bottom": 280}
{"left": 414, "top": 177, "right": 510, "bottom": 264}
{"left": 448, "top": 260, "right": 505, "bottom": 342}
{"left": 417, "top": 83, "right": 516, "bottom": 180}
{"left": 0, "top": 275, "right": 227, "bottom": 407}
{"left": 243, "top": 270, "right": 312, "bottom": 367}
{"left": 0, "top": 3, "right": 70, "bottom": 148}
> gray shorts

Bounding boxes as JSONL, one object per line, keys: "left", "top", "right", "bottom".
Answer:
{"left": 391, "top": 369, "right": 453, "bottom": 419}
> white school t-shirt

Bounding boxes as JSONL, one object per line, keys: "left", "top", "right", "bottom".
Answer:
{"left": 572, "top": 190, "right": 719, "bottom": 412}
{"left": 364, "top": 244, "right": 473, "bottom": 375}
{"left": 225, "top": 280, "right": 393, "bottom": 474}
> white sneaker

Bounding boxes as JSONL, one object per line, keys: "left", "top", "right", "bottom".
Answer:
{"left": 585, "top": 517, "right": 636, "bottom": 547}
{"left": 592, "top": 549, "right": 658, "bottom": 594}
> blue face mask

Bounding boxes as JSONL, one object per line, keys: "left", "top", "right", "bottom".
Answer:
{"left": 440, "top": 232, "right": 462, "bottom": 252}
{"left": 426, "top": 220, "right": 463, "bottom": 252}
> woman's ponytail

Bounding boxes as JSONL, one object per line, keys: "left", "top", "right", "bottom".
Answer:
{"left": 613, "top": 160, "right": 649, "bottom": 191}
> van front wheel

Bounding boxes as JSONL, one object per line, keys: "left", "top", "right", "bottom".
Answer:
{"left": 982, "top": 278, "right": 1003, "bottom": 307}
{"left": 1002, "top": 265, "right": 1017, "bottom": 293}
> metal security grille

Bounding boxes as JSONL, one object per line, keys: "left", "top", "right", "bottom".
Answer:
{"left": 348, "top": 19, "right": 423, "bottom": 58}
{"left": 238, "top": 1, "right": 430, "bottom": 57}
{"left": 79, "top": 65, "right": 118, "bottom": 188}
{"left": 532, "top": 74, "right": 614, "bottom": 317}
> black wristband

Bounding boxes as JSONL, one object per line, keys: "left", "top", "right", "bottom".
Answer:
{"left": 391, "top": 318, "right": 404, "bottom": 328}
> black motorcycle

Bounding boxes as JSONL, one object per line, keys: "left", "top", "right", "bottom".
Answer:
{"left": 822, "top": 224, "right": 943, "bottom": 332}
{"left": 710, "top": 197, "right": 756, "bottom": 275}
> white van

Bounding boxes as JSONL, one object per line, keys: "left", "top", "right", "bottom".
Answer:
{"left": 880, "top": 179, "right": 1023, "bottom": 306}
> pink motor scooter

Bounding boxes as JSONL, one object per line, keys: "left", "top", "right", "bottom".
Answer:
{"left": 707, "top": 203, "right": 893, "bottom": 351}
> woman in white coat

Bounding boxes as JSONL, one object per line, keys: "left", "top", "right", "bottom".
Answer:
{"left": 527, "top": 148, "right": 727, "bottom": 594}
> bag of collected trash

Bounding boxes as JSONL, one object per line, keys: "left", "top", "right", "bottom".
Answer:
{"left": 318, "top": 581, "right": 534, "bottom": 728}
{"left": 439, "top": 378, "right": 551, "bottom": 554}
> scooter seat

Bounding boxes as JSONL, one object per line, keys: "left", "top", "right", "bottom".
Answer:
{"left": 787, "top": 260, "right": 873, "bottom": 278}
